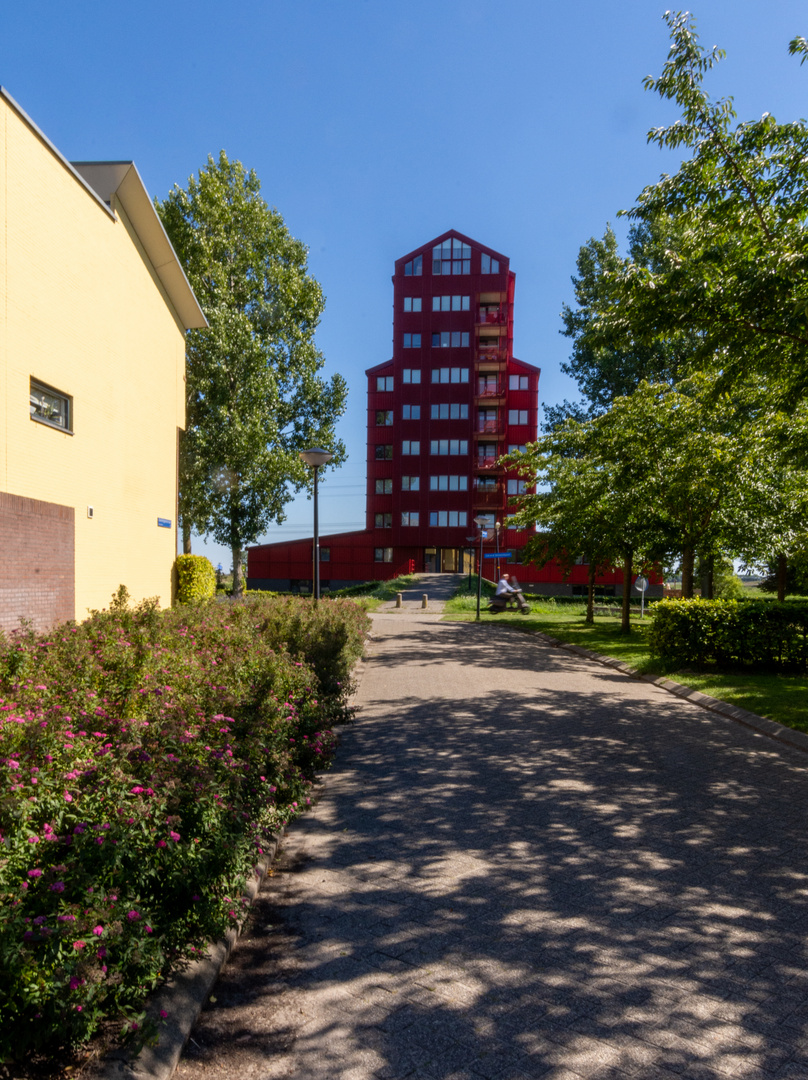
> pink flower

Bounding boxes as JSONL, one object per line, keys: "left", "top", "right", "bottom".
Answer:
{"left": 27, "top": 869, "right": 43, "bottom": 878}
{"left": 156, "top": 839, "right": 167, "bottom": 848}
{"left": 169, "top": 831, "right": 180, "bottom": 842}
{"left": 127, "top": 910, "right": 140, "bottom": 921}
{"left": 73, "top": 940, "right": 86, "bottom": 950}
{"left": 97, "top": 947, "right": 107, "bottom": 959}
{"left": 92, "top": 925, "right": 104, "bottom": 936}
{"left": 159, "top": 1009, "right": 168, "bottom": 1019}
{"left": 64, "top": 792, "right": 73, "bottom": 802}
{"left": 49, "top": 882, "right": 65, "bottom": 892}
{"left": 145, "top": 925, "right": 153, "bottom": 934}
{"left": 130, "top": 786, "right": 144, "bottom": 794}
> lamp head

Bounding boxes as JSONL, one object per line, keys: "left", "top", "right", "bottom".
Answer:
{"left": 299, "top": 447, "right": 333, "bottom": 469}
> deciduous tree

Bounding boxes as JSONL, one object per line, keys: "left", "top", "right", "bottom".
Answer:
{"left": 593, "top": 11, "right": 808, "bottom": 402}
{"left": 547, "top": 221, "right": 688, "bottom": 428}
{"left": 158, "top": 153, "right": 347, "bottom": 594}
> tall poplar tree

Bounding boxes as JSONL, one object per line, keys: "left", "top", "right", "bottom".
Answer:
{"left": 157, "top": 153, "right": 347, "bottom": 594}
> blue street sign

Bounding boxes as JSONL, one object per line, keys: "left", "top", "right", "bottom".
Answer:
{"left": 483, "top": 552, "right": 512, "bottom": 559}
{"left": 157, "top": 518, "right": 172, "bottom": 528}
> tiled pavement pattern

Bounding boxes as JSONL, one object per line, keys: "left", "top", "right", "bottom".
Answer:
{"left": 175, "top": 609, "right": 808, "bottom": 1080}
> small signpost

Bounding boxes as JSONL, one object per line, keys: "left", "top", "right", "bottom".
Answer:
{"left": 633, "top": 575, "right": 649, "bottom": 618}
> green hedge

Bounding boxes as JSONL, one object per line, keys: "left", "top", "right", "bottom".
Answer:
{"left": 648, "top": 598, "right": 808, "bottom": 672}
{"left": 175, "top": 555, "right": 216, "bottom": 603}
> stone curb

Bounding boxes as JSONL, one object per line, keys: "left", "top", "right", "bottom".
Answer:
{"left": 535, "top": 632, "right": 808, "bottom": 756}
{"left": 90, "top": 836, "right": 281, "bottom": 1080}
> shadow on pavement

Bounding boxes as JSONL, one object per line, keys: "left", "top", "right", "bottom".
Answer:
{"left": 177, "top": 619, "right": 808, "bottom": 1080}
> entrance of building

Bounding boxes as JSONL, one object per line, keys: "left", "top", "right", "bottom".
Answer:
{"left": 424, "top": 548, "right": 461, "bottom": 573}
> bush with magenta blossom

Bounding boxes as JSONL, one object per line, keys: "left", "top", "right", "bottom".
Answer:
{"left": 0, "top": 591, "right": 368, "bottom": 1061}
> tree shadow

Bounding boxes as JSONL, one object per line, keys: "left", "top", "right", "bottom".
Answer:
{"left": 179, "top": 622, "right": 808, "bottom": 1079}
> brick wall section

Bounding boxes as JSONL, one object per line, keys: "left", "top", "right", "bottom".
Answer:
{"left": 0, "top": 492, "right": 75, "bottom": 635}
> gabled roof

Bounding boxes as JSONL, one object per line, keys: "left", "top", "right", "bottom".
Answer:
{"left": 395, "top": 229, "right": 508, "bottom": 271}
{"left": 365, "top": 359, "right": 394, "bottom": 376}
{"left": 0, "top": 87, "right": 207, "bottom": 331}
{"left": 72, "top": 161, "right": 207, "bottom": 329}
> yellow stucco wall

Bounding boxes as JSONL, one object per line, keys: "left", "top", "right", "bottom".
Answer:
{"left": 0, "top": 97, "right": 186, "bottom": 619}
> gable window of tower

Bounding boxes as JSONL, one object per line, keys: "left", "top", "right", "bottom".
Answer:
{"left": 433, "top": 238, "right": 471, "bottom": 275}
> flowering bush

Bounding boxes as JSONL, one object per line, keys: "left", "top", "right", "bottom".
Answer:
{"left": 0, "top": 591, "right": 368, "bottom": 1062}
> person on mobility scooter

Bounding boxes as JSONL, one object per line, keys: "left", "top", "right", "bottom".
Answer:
{"left": 488, "top": 574, "right": 531, "bottom": 614}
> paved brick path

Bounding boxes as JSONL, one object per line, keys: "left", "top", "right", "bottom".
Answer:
{"left": 175, "top": 610, "right": 808, "bottom": 1080}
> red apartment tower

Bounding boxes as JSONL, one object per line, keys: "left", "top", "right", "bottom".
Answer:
{"left": 248, "top": 231, "right": 628, "bottom": 594}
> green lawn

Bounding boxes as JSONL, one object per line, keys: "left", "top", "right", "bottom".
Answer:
{"left": 443, "top": 592, "right": 808, "bottom": 733}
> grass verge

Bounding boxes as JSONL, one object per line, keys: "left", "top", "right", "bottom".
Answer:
{"left": 443, "top": 590, "right": 808, "bottom": 733}
{"left": 331, "top": 574, "right": 423, "bottom": 611}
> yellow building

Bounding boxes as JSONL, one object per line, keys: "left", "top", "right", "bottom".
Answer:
{"left": 0, "top": 88, "right": 206, "bottom": 633}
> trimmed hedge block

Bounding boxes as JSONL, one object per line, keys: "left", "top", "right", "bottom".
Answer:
{"left": 175, "top": 554, "right": 216, "bottom": 603}
{"left": 649, "top": 598, "right": 808, "bottom": 672}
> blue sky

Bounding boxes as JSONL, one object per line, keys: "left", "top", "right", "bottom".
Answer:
{"left": 4, "top": 1, "right": 808, "bottom": 568}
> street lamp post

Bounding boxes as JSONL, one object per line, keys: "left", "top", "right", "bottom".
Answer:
{"left": 299, "top": 447, "right": 333, "bottom": 603}
{"left": 473, "top": 515, "right": 489, "bottom": 621}
{"left": 465, "top": 537, "right": 476, "bottom": 593}
{"left": 495, "top": 520, "right": 501, "bottom": 582}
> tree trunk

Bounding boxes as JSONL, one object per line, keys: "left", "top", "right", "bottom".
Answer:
{"left": 681, "top": 546, "right": 695, "bottom": 599}
{"left": 231, "top": 545, "right": 244, "bottom": 597}
{"left": 585, "top": 561, "right": 596, "bottom": 625}
{"left": 621, "top": 548, "right": 633, "bottom": 634}
{"left": 182, "top": 519, "right": 192, "bottom": 555}
{"left": 777, "top": 552, "right": 788, "bottom": 602}
{"left": 699, "top": 554, "right": 714, "bottom": 599}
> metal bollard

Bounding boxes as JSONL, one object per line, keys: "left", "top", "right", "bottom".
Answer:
{"left": 422, "top": 593, "right": 428, "bottom": 609}
{"left": 396, "top": 593, "right": 402, "bottom": 608}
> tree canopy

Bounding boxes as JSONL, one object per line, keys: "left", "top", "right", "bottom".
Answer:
{"left": 547, "top": 220, "right": 688, "bottom": 428}
{"left": 157, "top": 152, "right": 347, "bottom": 593}
{"left": 517, "top": 12, "right": 808, "bottom": 609}
{"left": 591, "top": 11, "right": 808, "bottom": 402}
